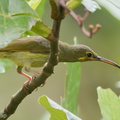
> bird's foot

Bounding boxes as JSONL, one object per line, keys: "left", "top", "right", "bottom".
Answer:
{"left": 24, "top": 79, "right": 31, "bottom": 86}
{"left": 20, "top": 70, "right": 45, "bottom": 87}
{"left": 32, "top": 72, "right": 46, "bottom": 87}
{"left": 19, "top": 71, "right": 32, "bottom": 86}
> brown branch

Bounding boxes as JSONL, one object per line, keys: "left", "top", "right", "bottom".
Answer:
{"left": 0, "top": 1, "right": 65, "bottom": 120}
{"left": 58, "top": 0, "right": 101, "bottom": 38}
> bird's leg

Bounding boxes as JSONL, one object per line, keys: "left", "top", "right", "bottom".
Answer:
{"left": 17, "top": 66, "right": 45, "bottom": 87}
{"left": 25, "top": 66, "right": 40, "bottom": 74}
{"left": 24, "top": 66, "right": 40, "bottom": 78}
{"left": 24, "top": 67, "right": 45, "bottom": 87}
{"left": 17, "top": 66, "right": 32, "bottom": 85}
{"left": 25, "top": 67, "right": 46, "bottom": 87}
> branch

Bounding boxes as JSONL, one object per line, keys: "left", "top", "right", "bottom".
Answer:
{"left": 0, "top": 1, "right": 65, "bottom": 120}
{"left": 58, "top": 0, "right": 101, "bottom": 38}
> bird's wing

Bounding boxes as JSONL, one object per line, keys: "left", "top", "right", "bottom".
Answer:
{"left": 0, "top": 36, "right": 50, "bottom": 54}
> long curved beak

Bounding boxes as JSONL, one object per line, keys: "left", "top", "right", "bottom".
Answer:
{"left": 96, "top": 56, "right": 120, "bottom": 68}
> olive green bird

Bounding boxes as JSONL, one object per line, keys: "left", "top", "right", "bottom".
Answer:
{"left": 0, "top": 36, "right": 119, "bottom": 79}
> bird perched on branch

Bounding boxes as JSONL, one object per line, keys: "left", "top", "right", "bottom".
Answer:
{"left": 0, "top": 36, "right": 119, "bottom": 79}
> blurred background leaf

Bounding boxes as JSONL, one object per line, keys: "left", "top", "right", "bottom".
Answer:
{"left": 62, "top": 62, "right": 81, "bottom": 115}
{"left": 96, "top": 0, "right": 120, "bottom": 20}
{"left": 0, "top": 59, "right": 13, "bottom": 73}
{"left": 28, "top": 0, "right": 47, "bottom": 19}
{"left": 97, "top": 87, "right": 120, "bottom": 120}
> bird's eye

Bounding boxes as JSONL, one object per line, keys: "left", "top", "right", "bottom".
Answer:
{"left": 86, "top": 52, "right": 93, "bottom": 57}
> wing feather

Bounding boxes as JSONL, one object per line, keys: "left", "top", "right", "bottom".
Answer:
{"left": 0, "top": 36, "right": 50, "bottom": 54}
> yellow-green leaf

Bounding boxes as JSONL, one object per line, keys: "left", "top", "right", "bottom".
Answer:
{"left": 97, "top": 87, "right": 120, "bottom": 120}
{"left": 38, "top": 95, "right": 82, "bottom": 120}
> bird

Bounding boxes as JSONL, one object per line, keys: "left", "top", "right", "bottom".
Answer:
{"left": 0, "top": 36, "right": 119, "bottom": 80}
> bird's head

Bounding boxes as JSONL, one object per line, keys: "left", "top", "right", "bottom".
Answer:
{"left": 74, "top": 44, "right": 120, "bottom": 68}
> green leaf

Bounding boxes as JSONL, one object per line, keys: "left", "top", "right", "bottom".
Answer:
{"left": 67, "top": 0, "right": 82, "bottom": 9}
{"left": 0, "top": 0, "right": 51, "bottom": 73}
{"left": 97, "top": 87, "right": 120, "bottom": 120}
{"left": 31, "top": 20, "right": 51, "bottom": 38}
{"left": 38, "top": 95, "right": 82, "bottom": 120}
{"left": 28, "top": 0, "right": 47, "bottom": 19}
{"left": 62, "top": 62, "right": 81, "bottom": 115}
{"left": 0, "top": 59, "right": 13, "bottom": 73}
{"left": 81, "top": 0, "right": 101, "bottom": 12}
{"left": 96, "top": 0, "right": 120, "bottom": 20}
{"left": 67, "top": 0, "right": 101, "bottom": 12}
{"left": 0, "top": 0, "right": 39, "bottom": 47}
{"left": 25, "top": 0, "right": 51, "bottom": 37}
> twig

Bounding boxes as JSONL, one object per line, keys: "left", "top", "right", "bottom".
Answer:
{"left": 0, "top": 1, "right": 64, "bottom": 120}
{"left": 57, "top": 0, "right": 101, "bottom": 38}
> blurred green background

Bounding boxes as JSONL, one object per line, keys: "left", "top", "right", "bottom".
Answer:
{"left": 0, "top": 2, "right": 120, "bottom": 120}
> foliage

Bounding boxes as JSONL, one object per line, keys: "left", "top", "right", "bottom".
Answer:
{"left": 0, "top": 0, "right": 120, "bottom": 120}
{"left": 0, "top": 0, "right": 49, "bottom": 72}
{"left": 62, "top": 62, "right": 81, "bottom": 115}
{"left": 96, "top": 0, "right": 120, "bottom": 20}
{"left": 28, "top": 0, "right": 47, "bottom": 18}
{"left": 38, "top": 95, "right": 82, "bottom": 120}
{"left": 97, "top": 87, "right": 120, "bottom": 120}
{"left": 0, "top": 0, "right": 37, "bottom": 47}
{"left": 82, "top": 0, "right": 101, "bottom": 12}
